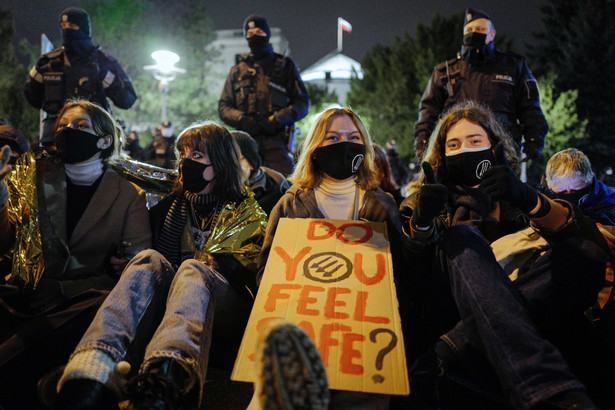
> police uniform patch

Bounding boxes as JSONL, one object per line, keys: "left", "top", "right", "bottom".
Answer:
{"left": 62, "top": 14, "right": 68, "bottom": 22}
{"left": 248, "top": 21, "right": 255, "bottom": 28}
{"left": 493, "top": 74, "right": 514, "bottom": 85}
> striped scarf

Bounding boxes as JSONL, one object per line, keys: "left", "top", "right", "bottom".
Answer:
{"left": 156, "top": 191, "right": 222, "bottom": 265}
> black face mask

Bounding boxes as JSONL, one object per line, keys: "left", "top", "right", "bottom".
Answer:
{"left": 462, "top": 32, "right": 489, "bottom": 61}
{"left": 180, "top": 159, "right": 214, "bottom": 193}
{"left": 54, "top": 127, "right": 103, "bottom": 164}
{"left": 62, "top": 29, "right": 94, "bottom": 56}
{"left": 247, "top": 36, "right": 272, "bottom": 58}
{"left": 552, "top": 186, "right": 591, "bottom": 205}
{"left": 445, "top": 147, "right": 495, "bottom": 187}
{"left": 314, "top": 142, "right": 366, "bottom": 180}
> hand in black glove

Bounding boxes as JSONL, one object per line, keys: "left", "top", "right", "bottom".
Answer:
{"left": 0, "top": 145, "right": 11, "bottom": 206}
{"left": 239, "top": 115, "right": 261, "bottom": 137}
{"left": 481, "top": 143, "right": 538, "bottom": 213}
{"left": 29, "top": 278, "right": 65, "bottom": 311}
{"left": 259, "top": 116, "right": 279, "bottom": 135}
{"left": 522, "top": 137, "right": 543, "bottom": 160}
{"left": 411, "top": 162, "right": 448, "bottom": 227}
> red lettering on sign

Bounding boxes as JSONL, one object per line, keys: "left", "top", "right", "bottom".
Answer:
{"left": 354, "top": 291, "right": 390, "bottom": 324}
{"left": 297, "top": 320, "right": 316, "bottom": 341}
{"left": 297, "top": 285, "right": 325, "bottom": 316}
{"left": 336, "top": 223, "right": 373, "bottom": 244}
{"left": 340, "top": 333, "right": 365, "bottom": 375}
{"left": 319, "top": 322, "right": 351, "bottom": 367}
{"left": 264, "top": 284, "right": 301, "bottom": 312}
{"left": 307, "top": 220, "right": 336, "bottom": 240}
{"left": 324, "top": 287, "right": 351, "bottom": 319}
{"left": 273, "top": 246, "right": 312, "bottom": 281}
{"left": 354, "top": 253, "right": 386, "bottom": 285}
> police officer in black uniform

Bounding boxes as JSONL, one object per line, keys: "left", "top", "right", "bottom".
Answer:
{"left": 218, "top": 14, "right": 310, "bottom": 176}
{"left": 413, "top": 8, "right": 548, "bottom": 160}
{"left": 24, "top": 7, "right": 137, "bottom": 144}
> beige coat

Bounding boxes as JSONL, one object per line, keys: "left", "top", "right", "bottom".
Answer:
{"left": 34, "top": 164, "right": 151, "bottom": 297}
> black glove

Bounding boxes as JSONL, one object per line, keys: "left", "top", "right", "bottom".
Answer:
{"left": 522, "top": 137, "right": 543, "bottom": 160}
{"left": 411, "top": 162, "right": 448, "bottom": 227}
{"left": 239, "top": 115, "right": 261, "bottom": 137}
{"left": 0, "top": 145, "right": 11, "bottom": 206}
{"left": 259, "top": 117, "right": 279, "bottom": 135}
{"left": 481, "top": 143, "right": 538, "bottom": 213}
{"left": 29, "top": 278, "right": 65, "bottom": 311}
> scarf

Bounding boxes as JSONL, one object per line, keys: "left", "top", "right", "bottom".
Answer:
{"left": 156, "top": 191, "right": 222, "bottom": 265}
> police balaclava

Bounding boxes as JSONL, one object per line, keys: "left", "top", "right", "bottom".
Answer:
{"left": 60, "top": 8, "right": 94, "bottom": 57}
{"left": 461, "top": 8, "right": 494, "bottom": 62}
{"left": 243, "top": 15, "right": 273, "bottom": 59}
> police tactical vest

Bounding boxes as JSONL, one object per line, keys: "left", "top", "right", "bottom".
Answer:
{"left": 234, "top": 54, "right": 289, "bottom": 118}
{"left": 40, "top": 48, "right": 106, "bottom": 114}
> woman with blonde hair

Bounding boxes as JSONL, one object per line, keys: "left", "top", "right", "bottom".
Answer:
{"left": 255, "top": 106, "right": 404, "bottom": 409}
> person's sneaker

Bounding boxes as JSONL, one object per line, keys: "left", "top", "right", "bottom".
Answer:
{"left": 54, "top": 379, "right": 119, "bottom": 410}
{"left": 534, "top": 389, "right": 597, "bottom": 410}
{"left": 128, "top": 359, "right": 187, "bottom": 410}
{"left": 254, "top": 319, "right": 329, "bottom": 410}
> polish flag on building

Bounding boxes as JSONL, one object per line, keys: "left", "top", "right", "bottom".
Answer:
{"left": 338, "top": 17, "right": 352, "bottom": 33}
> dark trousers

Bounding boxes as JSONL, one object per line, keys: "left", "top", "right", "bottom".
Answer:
{"left": 406, "top": 225, "right": 607, "bottom": 410}
{"left": 0, "top": 290, "right": 108, "bottom": 409}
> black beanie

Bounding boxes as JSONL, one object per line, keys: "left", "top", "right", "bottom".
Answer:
{"left": 243, "top": 14, "right": 271, "bottom": 39}
{"left": 59, "top": 8, "right": 91, "bottom": 36}
{"left": 231, "top": 130, "right": 262, "bottom": 170}
{"left": 463, "top": 8, "right": 492, "bottom": 26}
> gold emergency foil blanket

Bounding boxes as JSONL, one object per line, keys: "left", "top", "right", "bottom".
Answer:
{"left": 5, "top": 151, "right": 44, "bottom": 288}
{"left": 200, "top": 194, "right": 267, "bottom": 271}
{"left": 109, "top": 158, "right": 178, "bottom": 194}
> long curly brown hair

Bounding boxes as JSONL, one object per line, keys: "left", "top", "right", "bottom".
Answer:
{"left": 418, "top": 100, "right": 519, "bottom": 186}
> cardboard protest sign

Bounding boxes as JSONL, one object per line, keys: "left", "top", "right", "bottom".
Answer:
{"left": 231, "top": 218, "right": 409, "bottom": 395}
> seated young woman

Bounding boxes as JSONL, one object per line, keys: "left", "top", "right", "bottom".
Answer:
{"left": 54, "top": 122, "right": 267, "bottom": 409}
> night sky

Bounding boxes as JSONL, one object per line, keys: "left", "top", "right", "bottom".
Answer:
{"left": 6, "top": 0, "right": 546, "bottom": 69}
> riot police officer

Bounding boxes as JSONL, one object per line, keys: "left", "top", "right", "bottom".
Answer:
{"left": 413, "top": 8, "right": 548, "bottom": 160}
{"left": 218, "top": 14, "right": 310, "bottom": 176}
{"left": 24, "top": 7, "right": 137, "bottom": 144}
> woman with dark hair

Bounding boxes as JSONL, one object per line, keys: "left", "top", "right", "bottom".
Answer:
{"left": 399, "top": 100, "right": 610, "bottom": 409}
{"left": 0, "top": 99, "right": 151, "bottom": 409}
{"left": 55, "top": 122, "right": 267, "bottom": 409}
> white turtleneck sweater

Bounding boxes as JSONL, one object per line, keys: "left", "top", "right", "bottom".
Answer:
{"left": 314, "top": 177, "right": 364, "bottom": 220}
{"left": 64, "top": 156, "right": 104, "bottom": 186}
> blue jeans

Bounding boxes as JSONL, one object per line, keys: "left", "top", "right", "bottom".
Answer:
{"left": 434, "top": 225, "right": 593, "bottom": 410}
{"left": 71, "top": 249, "right": 252, "bottom": 405}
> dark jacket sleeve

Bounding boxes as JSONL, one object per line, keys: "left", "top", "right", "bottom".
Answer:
{"left": 23, "top": 56, "right": 47, "bottom": 110}
{"left": 218, "top": 66, "right": 245, "bottom": 127}
{"left": 414, "top": 66, "right": 447, "bottom": 154}
{"left": 272, "top": 59, "right": 310, "bottom": 126}
{"left": 513, "top": 57, "right": 548, "bottom": 152}
{"left": 99, "top": 51, "right": 137, "bottom": 109}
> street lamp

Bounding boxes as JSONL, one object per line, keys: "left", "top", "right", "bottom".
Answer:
{"left": 143, "top": 50, "right": 185, "bottom": 123}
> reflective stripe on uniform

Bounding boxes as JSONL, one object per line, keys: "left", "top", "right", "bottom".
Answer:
{"left": 29, "top": 66, "right": 43, "bottom": 83}
{"left": 102, "top": 71, "right": 115, "bottom": 89}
